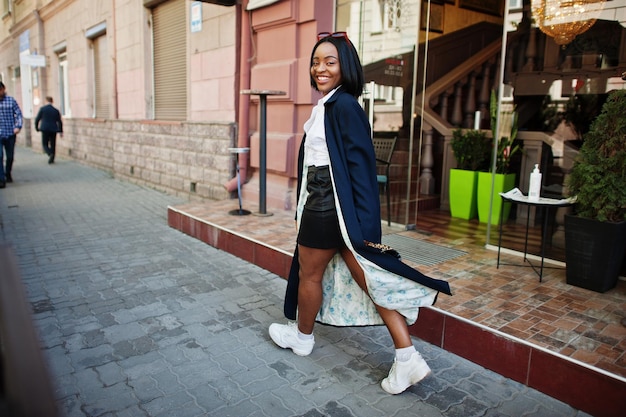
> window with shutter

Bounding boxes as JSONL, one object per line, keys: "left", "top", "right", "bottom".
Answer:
{"left": 93, "top": 35, "right": 110, "bottom": 119}
{"left": 153, "top": 0, "right": 187, "bottom": 121}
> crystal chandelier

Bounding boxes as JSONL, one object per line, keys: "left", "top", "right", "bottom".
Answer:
{"left": 531, "top": 0, "right": 607, "bottom": 46}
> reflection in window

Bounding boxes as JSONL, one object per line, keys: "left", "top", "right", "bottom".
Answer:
{"left": 384, "top": 0, "right": 403, "bottom": 31}
{"left": 336, "top": 0, "right": 417, "bottom": 136}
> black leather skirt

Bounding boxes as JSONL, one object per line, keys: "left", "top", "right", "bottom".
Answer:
{"left": 297, "top": 166, "right": 344, "bottom": 249}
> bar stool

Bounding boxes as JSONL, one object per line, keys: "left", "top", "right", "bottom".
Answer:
{"left": 228, "top": 147, "right": 251, "bottom": 216}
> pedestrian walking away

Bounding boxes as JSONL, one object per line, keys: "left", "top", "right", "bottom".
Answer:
{"left": 0, "top": 81, "right": 23, "bottom": 188}
{"left": 35, "top": 96, "right": 63, "bottom": 164}
{"left": 269, "top": 31, "right": 452, "bottom": 395}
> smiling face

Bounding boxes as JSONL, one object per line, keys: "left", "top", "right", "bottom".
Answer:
{"left": 311, "top": 41, "right": 342, "bottom": 96}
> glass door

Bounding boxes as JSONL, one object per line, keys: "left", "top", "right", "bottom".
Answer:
{"left": 484, "top": 0, "right": 625, "bottom": 262}
{"left": 336, "top": 0, "right": 425, "bottom": 226}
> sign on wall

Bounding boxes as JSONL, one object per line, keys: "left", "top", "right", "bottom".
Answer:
{"left": 19, "top": 54, "right": 46, "bottom": 67}
{"left": 191, "top": 1, "right": 202, "bottom": 33}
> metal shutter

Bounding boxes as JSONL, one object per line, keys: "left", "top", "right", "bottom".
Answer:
{"left": 93, "top": 35, "right": 110, "bottom": 119}
{"left": 153, "top": 0, "right": 187, "bottom": 121}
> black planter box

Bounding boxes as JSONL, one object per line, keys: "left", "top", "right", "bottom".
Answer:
{"left": 564, "top": 215, "right": 626, "bottom": 293}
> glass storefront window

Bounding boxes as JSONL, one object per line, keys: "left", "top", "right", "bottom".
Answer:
{"left": 334, "top": 0, "right": 625, "bottom": 262}
{"left": 336, "top": 0, "right": 425, "bottom": 225}
{"left": 488, "top": 0, "right": 625, "bottom": 261}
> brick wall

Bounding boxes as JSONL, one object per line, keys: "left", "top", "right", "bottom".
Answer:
{"left": 27, "top": 118, "right": 236, "bottom": 202}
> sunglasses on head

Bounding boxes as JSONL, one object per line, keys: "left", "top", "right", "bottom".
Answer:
{"left": 317, "top": 31, "right": 349, "bottom": 41}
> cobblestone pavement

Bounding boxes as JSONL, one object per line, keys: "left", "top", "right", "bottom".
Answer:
{"left": 0, "top": 146, "right": 592, "bottom": 417}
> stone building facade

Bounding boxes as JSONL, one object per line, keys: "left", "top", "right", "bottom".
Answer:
{"left": 0, "top": 0, "right": 238, "bottom": 202}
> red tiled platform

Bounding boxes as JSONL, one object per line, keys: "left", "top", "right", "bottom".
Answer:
{"left": 168, "top": 200, "right": 626, "bottom": 417}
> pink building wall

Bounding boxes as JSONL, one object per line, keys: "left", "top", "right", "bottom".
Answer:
{"left": 189, "top": 4, "right": 238, "bottom": 123}
{"left": 241, "top": 0, "right": 334, "bottom": 211}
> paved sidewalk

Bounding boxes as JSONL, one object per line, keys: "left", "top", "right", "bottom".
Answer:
{"left": 0, "top": 146, "right": 591, "bottom": 417}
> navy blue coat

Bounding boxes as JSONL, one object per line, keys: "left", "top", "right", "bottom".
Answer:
{"left": 284, "top": 88, "right": 451, "bottom": 320}
{"left": 35, "top": 104, "right": 63, "bottom": 133}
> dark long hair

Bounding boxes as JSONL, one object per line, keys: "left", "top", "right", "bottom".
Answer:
{"left": 309, "top": 36, "right": 365, "bottom": 99}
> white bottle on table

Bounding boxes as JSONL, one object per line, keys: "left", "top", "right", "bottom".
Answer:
{"left": 528, "top": 164, "right": 542, "bottom": 201}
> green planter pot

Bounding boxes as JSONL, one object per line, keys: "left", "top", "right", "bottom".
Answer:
{"left": 477, "top": 172, "right": 516, "bottom": 225}
{"left": 449, "top": 169, "right": 478, "bottom": 220}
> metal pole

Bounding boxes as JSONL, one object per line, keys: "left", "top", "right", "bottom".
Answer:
{"left": 486, "top": 0, "right": 512, "bottom": 246}
{"left": 239, "top": 89, "right": 285, "bottom": 217}
{"left": 259, "top": 94, "right": 267, "bottom": 215}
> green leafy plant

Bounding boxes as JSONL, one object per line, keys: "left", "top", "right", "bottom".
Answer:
{"left": 490, "top": 90, "right": 520, "bottom": 174}
{"left": 451, "top": 129, "right": 491, "bottom": 171}
{"left": 566, "top": 89, "right": 626, "bottom": 223}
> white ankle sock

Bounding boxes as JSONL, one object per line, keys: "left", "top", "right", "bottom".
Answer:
{"left": 395, "top": 346, "right": 416, "bottom": 362}
{"left": 297, "top": 328, "right": 314, "bottom": 341}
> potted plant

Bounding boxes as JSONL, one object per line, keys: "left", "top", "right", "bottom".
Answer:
{"left": 477, "top": 90, "right": 521, "bottom": 225}
{"left": 564, "top": 89, "right": 626, "bottom": 293}
{"left": 449, "top": 128, "right": 490, "bottom": 219}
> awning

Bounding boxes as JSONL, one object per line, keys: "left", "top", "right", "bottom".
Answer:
{"left": 246, "top": 0, "right": 280, "bottom": 11}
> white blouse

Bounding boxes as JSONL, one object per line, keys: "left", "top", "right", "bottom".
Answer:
{"left": 302, "top": 88, "right": 339, "bottom": 167}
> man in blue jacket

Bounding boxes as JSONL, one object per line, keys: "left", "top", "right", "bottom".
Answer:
{"left": 35, "top": 96, "right": 63, "bottom": 164}
{"left": 0, "top": 81, "right": 23, "bottom": 187}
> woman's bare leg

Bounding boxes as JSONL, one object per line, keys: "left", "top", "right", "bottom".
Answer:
{"left": 296, "top": 245, "right": 337, "bottom": 334}
{"left": 339, "top": 247, "right": 412, "bottom": 348}
{"left": 339, "top": 247, "right": 430, "bottom": 394}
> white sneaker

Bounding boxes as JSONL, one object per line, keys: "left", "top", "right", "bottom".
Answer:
{"left": 381, "top": 351, "right": 431, "bottom": 394}
{"left": 268, "top": 322, "right": 315, "bottom": 356}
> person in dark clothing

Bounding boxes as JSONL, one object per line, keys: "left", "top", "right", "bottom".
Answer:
{"left": 268, "top": 32, "right": 451, "bottom": 395}
{"left": 35, "top": 96, "right": 63, "bottom": 164}
{"left": 0, "top": 81, "right": 23, "bottom": 187}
